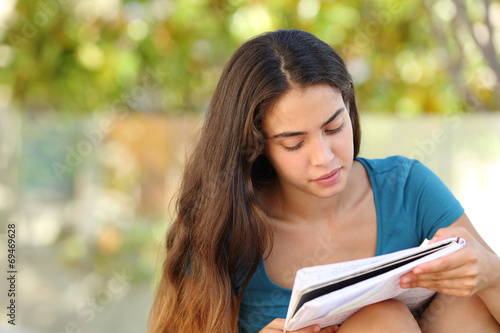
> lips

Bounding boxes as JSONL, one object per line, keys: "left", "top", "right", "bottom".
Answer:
{"left": 312, "top": 168, "right": 341, "bottom": 186}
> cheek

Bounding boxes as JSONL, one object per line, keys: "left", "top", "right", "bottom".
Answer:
{"left": 343, "top": 126, "right": 354, "bottom": 146}
{"left": 343, "top": 129, "right": 355, "bottom": 156}
{"left": 329, "top": 127, "right": 354, "bottom": 157}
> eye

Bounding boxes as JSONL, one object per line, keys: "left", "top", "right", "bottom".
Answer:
{"left": 325, "top": 122, "right": 344, "bottom": 135}
{"left": 283, "top": 142, "right": 303, "bottom": 151}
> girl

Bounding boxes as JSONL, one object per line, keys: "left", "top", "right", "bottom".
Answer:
{"left": 148, "top": 29, "right": 500, "bottom": 332}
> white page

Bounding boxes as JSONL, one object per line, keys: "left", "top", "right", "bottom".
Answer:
{"left": 286, "top": 238, "right": 457, "bottom": 319}
{"left": 285, "top": 238, "right": 465, "bottom": 331}
{"left": 286, "top": 246, "right": 424, "bottom": 320}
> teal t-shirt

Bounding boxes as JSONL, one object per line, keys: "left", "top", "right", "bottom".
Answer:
{"left": 238, "top": 156, "right": 464, "bottom": 332}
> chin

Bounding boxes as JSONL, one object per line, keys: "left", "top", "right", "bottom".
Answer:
{"left": 312, "top": 184, "right": 346, "bottom": 199}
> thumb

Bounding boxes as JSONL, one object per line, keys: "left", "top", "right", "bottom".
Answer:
{"left": 428, "top": 227, "right": 455, "bottom": 244}
{"left": 429, "top": 228, "right": 451, "bottom": 244}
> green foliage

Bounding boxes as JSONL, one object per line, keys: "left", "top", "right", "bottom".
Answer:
{"left": 1, "top": 0, "right": 499, "bottom": 114}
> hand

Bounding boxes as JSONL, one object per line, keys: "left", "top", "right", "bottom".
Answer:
{"left": 259, "top": 318, "right": 338, "bottom": 333}
{"left": 400, "top": 226, "right": 500, "bottom": 297}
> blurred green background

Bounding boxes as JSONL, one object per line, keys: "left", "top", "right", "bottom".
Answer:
{"left": 0, "top": 0, "right": 499, "bottom": 332}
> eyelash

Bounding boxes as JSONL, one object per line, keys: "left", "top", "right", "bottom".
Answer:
{"left": 283, "top": 123, "right": 344, "bottom": 152}
{"left": 284, "top": 143, "right": 303, "bottom": 151}
{"left": 325, "top": 123, "right": 344, "bottom": 135}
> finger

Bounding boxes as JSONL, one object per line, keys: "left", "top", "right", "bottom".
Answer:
{"left": 313, "top": 325, "right": 338, "bottom": 333}
{"left": 428, "top": 226, "right": 469, "bottom": 244}
{"left": 400, "top": 269, "right": 461, "bottom": 288}
{"left": 401, "top": 260, "right": 473, "bottom": 288}
{"left": 269, "top": 322, "right": 331, "bottom": 333}
{"left": 426, "top": 287, "right": 474, "bottom": 298}
{"left": 320, "top": 326, "right": 337, "bottom": 333}
{"left": 413, "top": 262, "right": 477, "bottom": 281}
{"left": 404, "top": 276, "right": 477, "bottom": 296}
{"left": 292, "top": 324, "right": 337, "bottom": 333}
{"left": 410, "top": 247, "right": 470, "bottom": 275}
{"left": 291, "top": 324, "right": 320, "bottom": 332}
{"left": 427, "top": 228, "right": 453, "bottom": 245}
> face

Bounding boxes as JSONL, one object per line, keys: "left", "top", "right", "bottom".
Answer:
{"left": 263, "top": 84, "right": 354, "bottom": 199}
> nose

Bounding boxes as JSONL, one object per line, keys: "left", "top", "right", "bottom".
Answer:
{"left": 310, "top": 137, "right": 334, "bottom": 166}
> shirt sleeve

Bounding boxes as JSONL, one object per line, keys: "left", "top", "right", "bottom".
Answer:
{"left": 403, "top": 159, "right": 464, "bottom": 241}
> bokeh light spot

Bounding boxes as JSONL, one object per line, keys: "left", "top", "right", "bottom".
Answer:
{"left": 127, "top": 19, "right": 149, "bottom": 41}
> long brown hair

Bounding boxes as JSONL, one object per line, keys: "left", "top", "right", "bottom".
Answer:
{"left": 148, "top": 29, "right": 361, "bottom": 332}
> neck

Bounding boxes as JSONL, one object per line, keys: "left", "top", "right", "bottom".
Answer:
{"left": 267, "top": 182, "right": 351, "bottom": 227}
{"left": 282, "top": 194, "right": 343, "bottom": 225}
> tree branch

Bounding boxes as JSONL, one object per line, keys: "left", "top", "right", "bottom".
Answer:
{"left": 452, "top": 0, "right": 500, "bottom": 108}
{"left": 424, "top": 3, "right": 488, "bottom": 111}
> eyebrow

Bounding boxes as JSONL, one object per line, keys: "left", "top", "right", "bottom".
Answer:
{"left": 269, "top": 107, "right": 345, "bottom": 140}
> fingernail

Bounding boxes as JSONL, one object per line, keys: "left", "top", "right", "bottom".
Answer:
{"left": 413, "top": 268, "right": 423, "bottom": 274}
{"left": 314, "top": 325, "right": 321, "bottom": 332}
{"left": 401, "top": 276, "right": 411, "bottom": 284}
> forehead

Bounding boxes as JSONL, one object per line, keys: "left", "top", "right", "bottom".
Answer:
{"left": 264, "top": 84, "right": 344, "bottom": 129}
